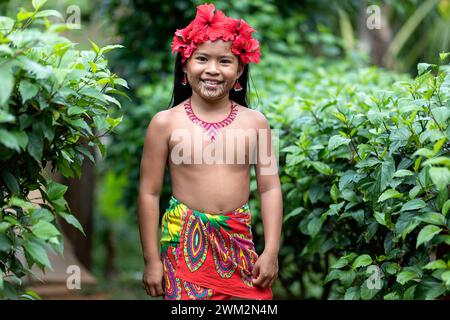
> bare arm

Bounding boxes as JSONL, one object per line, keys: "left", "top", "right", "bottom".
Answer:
{"left": 251, "top": 111, "right": 283, "bottom": 289}
{"left": 138, "top": 110, "right": 170, "bottom": 296}
{"left": 254, "top": 112, "right": 283, "bottom": 255}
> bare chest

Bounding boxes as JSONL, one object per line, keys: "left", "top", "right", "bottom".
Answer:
{"left": 168, "top": 125, "right": 258, "bottom": 166}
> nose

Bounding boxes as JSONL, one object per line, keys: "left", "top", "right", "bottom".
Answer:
{"left": 205, "top": 61, "right": 219, "bottom": 75}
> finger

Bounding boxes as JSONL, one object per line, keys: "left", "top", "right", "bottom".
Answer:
{"left": 156, "top": 282, "right": 164, "bottom": 296}
{"left": 142, "top": 282, "right": 150, "bottom": 295}
{"left": 253, "top": 273, "right": 267, "bottom": 286}
{"left": 252, "top": 275, "right": 262, "bottom": 286}
{"left": 252, "top": 263, "right": 260, "bottom": 278}
{"left": 260, "top": 277, "right": 271, "bottom": 288}
{"left": 149, "top": 285, "right": 156, "bottom": 297}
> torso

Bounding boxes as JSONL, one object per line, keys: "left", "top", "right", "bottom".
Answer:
{"left": 165, "top": 99, "right": 260, "bottom": 214}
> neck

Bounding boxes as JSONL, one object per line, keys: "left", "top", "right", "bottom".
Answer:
{"left": 190, "top": 93, "right": 232, "bottom": 114}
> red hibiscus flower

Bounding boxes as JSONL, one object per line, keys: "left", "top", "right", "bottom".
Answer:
{"left": 232, "top": 37, "right": 261, "bottom": 64}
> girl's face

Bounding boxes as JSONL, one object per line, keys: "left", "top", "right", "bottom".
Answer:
{"left": 183, "top": 40, "right": 244, "bottom": 101}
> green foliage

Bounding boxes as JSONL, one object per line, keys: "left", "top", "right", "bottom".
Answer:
{"left": 96, "top": 1, "right": 450, "bottom": 299}
{"left": 277, "top": 52, "right": 450, "bottom": 299}
{"left": 0, "top": 1, "right": 125, "bottom": 299}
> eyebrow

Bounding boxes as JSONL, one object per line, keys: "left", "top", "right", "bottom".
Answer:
{"left": 194, "top": 52, "right": 235, "bottom": 59}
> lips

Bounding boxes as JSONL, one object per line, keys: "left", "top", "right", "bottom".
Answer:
{"left": 201, "top": 79, "right": 223, "bottom": 85}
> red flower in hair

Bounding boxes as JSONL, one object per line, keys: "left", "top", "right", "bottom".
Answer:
{"left": 171, "top": 3, "right": 261, "bottom": 64}
{"left": 232, "top": 37, "right": 261, "bottom": 64}
{"left": 235, "top": 19, "right": 256, "bottom": 39}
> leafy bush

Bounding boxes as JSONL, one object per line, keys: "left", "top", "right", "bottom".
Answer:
{"left": 277, "top": 55, "right": 450, "bottom": 299}
{"left": 0, "top": 0, "right": 125, "bottom": 299}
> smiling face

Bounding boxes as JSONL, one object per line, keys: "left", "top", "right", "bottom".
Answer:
{"left": 183, "top": 40, "right": 244, "bottom": 101}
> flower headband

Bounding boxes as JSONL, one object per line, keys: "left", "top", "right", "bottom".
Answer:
{"left": 171, "top": 3, "right": 261, "bottom": 65}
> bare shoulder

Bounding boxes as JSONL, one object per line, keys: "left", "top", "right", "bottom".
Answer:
{"left": 236, "top": 105, "right": 269, "bottom": 129}
{"left": 145, "top": 108, "right": 175, "bottom": 142}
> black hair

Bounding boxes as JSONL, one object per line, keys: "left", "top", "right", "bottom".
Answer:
{"left": 167, "top": 52, "right": 251, "bottom": 108}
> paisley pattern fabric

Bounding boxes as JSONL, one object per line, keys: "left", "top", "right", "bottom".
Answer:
{"left": 160, "top": 195, "right": 272, "bottom": 300}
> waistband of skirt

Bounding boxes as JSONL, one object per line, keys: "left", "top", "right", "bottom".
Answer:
{"left": 168, "top": 195, "right": 249, "bottom": 216}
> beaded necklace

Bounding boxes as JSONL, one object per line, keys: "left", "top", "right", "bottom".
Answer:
{"left": 184, "top": 97, "right": 238, "bottom": 141}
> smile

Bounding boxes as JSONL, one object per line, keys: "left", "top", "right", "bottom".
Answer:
{"left": 201, "top": 80, "right": 223, "bottom": 86}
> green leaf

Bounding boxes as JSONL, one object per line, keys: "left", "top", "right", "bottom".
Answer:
{"left": 441, "top": 271, "right": 450, "bottom": 287}
{"left": 2, "top": 171, "right": 20, "bottom": 195}
{"left": 412, "top": 148, "right": 434, "bottom": 158}
{"left": 0, "top": 64, "right": 14, "bottom": 106}
{"left": 395, "top": 211, "right": 420, "bottom": 240}
{"left": 45, "top": 180, "right": 68, "bottom": 201}
{"left": 68, "top": 118, "right": 93, "bottom": 135}
{"left": 0, "top": 17, "right": 15, "bottom": 33}
{"left": 35, "top": 10, "right": 63, "bottom": 20}
{"left": 106, "top": 116, "right": 123, "bottom": 130}
{"left": 331, "top": 256, "right": 349, "bottom": 269}
{"left": 113, "top": 78, "right": 128, "bottom": 88}
{"left": 19, "top": 290, "right": 42, "bottom": 300}
{"left": 88, "top": 39, "right": 100, "bottom": 55}
{"left": 378, "top": 189, "right": 403, "bottom": 202}
{"left": 306, "top": 216, "right": 323, "bottom": 236}
{"left": 23, "top": 237, "right": 52, "bottom": 270}
{"left": 378, "top": 159, "right": 396, "bottom": 191}
{"left": 0, "top": 109, "right": 15, "bottom": 123}
{"left": 57, "top": 211, "right": 85, "bottom": 236}
{"left": 360, "top": 281, "right": 380, "bottom": 300}
{"left": 68, "top": 106, "right": 87, "bottom": 116}
{"left": 423, "top": 157, "right": 450, "bottom": 167}
{"left": 431, "top": 107, "right": 450, "bottom": 127}
{"left": 19, "top": 80, "right": 39, "bottom": 103}
{"left": 439, "top": 52, "right": 450, "bottom": 61}
{"left": 417, "top": 63, "right": 437, "bottom": 75}
{"left": 334, "top": 112, "right": 347, "bottom": 123}
{"left": 16, "top": 9, "right": 34, "bottom": 22}
{"left": 99, "top": 45, "right": 124, "bottom": 55}
{"left": 30, "top": 208, "right": 54, "bottom": 224}
{"left": 424, "top": 260, "right": 447, "bottom": 270}
{"left": 328, "top": 135, "right": 351, "bottom": 151}
{"left": 344, "top": 287, "right": 360, "bottom": 300}
{"left": 429, "top": 167, "right": 450, "bottom": 191}
{"left": 396, "top": 270, "right": 419, "bottom": 285}
{"left": 9, "top": 196, "right": 35, "bottom": 210}
{"left": 443, "top": 200, "right": 450, "bottom": 216}
{"left": 339, "top": 171, "right": 356, "bottom": 190}
{"left": 27, "top": 131, "right": 43, "bottom": 162}
{"left": 31, "top": 221, "right": 60, "bottom": 240}
{"left": 400, "top": 199, "right": 427, "bottom": 212}
{"left": 416, "top": 225, "right": 442, "bottom": 248}
{"left": 393, "top": 169, "right": 414, "bottom": 178}
{"left": 311, "top": 161, "right": 332, "bottom": 175}
{"left": 403, "top": 285, "right": 417, "bottom": 300}
{"left": 32, "top": 0, "right": 48, "bottom": 10}
{"left": 330, "top": 184, "right": 339, "bottom": 202}
{"left": 0, "top": 234, "right": 12, "bottom": 252}
{"left": 383, "top": 292, "right": 400, "bottom": 300}
{"left": 416, "top": 212, "right": 447, "bottom": 226}
{"left": 352, "top": 254, "right": 373, "bottom": 270}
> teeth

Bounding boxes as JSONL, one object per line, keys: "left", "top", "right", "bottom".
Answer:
{"left": 204, "top": 80, "right": 220, "bottom": 85}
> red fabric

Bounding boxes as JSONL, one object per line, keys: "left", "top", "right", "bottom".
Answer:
{"left": 171, "top": 205, "right": 272, "bottom": 300}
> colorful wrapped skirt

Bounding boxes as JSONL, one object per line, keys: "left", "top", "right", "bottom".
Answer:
{"left": 160, "top": 195, "right": 273, "bottom": 300}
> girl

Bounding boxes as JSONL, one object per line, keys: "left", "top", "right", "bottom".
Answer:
{"left": 138, "top": 3, "right": 283, "bottom": 300}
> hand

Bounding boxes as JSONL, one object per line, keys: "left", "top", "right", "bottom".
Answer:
{"left": 251, "top": 251, "right": 279, "bottom": 289}
{"left": 142, "top": 260, "right": 164, "bottom": 297}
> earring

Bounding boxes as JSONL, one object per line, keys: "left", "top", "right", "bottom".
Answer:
{"left": 233, "top": 80, "right": 243, "bottom": 91}
{"left": 181, "top": 73, "right": 187, "bottom": 86}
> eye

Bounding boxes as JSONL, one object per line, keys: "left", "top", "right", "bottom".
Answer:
{"left": 221, "top": 60, "right": 231, "bottom": 64}
{"left": 196, "top": 56, "right": 207, "bottom": 61}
